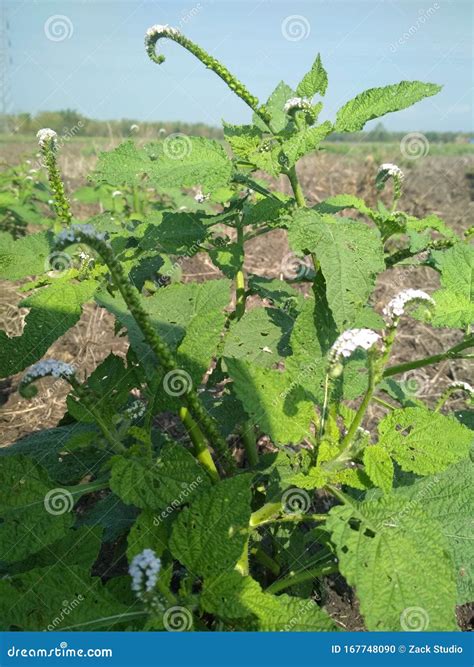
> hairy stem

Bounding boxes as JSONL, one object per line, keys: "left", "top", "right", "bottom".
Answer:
{"left": 286, "top": 165, "right": 306, "bottom": 208}
{"left": 383, "top": 336, "right": 473, "bottom": 378}
{"left": 234, "top": 224, "right": 246, "bottom": 321}
{"left": 40, "top": 142, "right": 72, "bottom": 228}
{"left": 241, "top": 423, "right": 259, "bottom": 467}
{"left": 265, "top": 562, "right": 337, "bottom": 595}
{"left": 179, "top": 406, "right": 219, "bottom": 482}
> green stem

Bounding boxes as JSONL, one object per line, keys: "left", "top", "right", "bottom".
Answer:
{"left": 132, "top": 186, "right": 141, "bottom": 215}
{"left": 179, "top": 406, "right": 219, "bottom": 482}
{"left": 255, "top": 513, "right": 327, "bottom": 528}
{"left": 241, "top": 422, "right": 259, "bottom": 467}
{"left": 235, "top": 538, "right": 250, "bottom": 576}
{"left": 250, "top": 546, "right": 280, "bottom": 576}
{"left": 286, "top": 165, "right": 306, "bottom": 208}
{"left": 249, "top": 502, "right": 282, "bottom": 527}
{"left": 40, "top": 142, "right": 72, "bottom": 228}
{"left": 265, "top": 563, "right": 337, "bottom": 595}
{"left": 235, "top": 224, "right": 246, "bottom": 321}
{"left": 383, "top": 336, "right": 473, "bottom": 378}
{"left": 373, "top": 395, "right": 396, "bottom": 411}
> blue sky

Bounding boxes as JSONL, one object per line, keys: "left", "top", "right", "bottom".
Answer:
{"left": 5, "top": 0, "right": 473, "bottom": 130}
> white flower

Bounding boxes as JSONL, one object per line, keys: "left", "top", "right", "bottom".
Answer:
{"left": 111, "top": 190, "right": 123, "bottom": 198}
{"left": 130, "top": 124, "right": 139, "bottom": 132}
{"left": 329, "top": 328, "right": 381, "bottom": 364}
{"left": 124, "top": 400, "right": 146, "bottom": 420}
{"left": 377, "top": 163, "right": 404, "bottom": 181}
{"left": 159, "top": 128, "right": 166, "bottom": 135}
{"left": 22, "top": 360, "right": 75, "bottom": 384}
{"left": 283, "top": 97, "right": 311, "bottom": 113}
{"left": 56, "top": 223, "right": 109, "bottom": 246}
{"left": 383, "top": 289, "right": 434, "bottom": 326}
{"left": 448, "top": 381, "right": 473, "bottom": 395}
{"left": 36, "top": 128, "right": 57, "bottom": 148}
{"left": 145, "top": 24, "right": 180, "bottom": 39}
{"left": 194, "top": 190, "right": 208, "bottom": 204}
{"left": 129, "top": 549, "right": 161, "bottom": 597}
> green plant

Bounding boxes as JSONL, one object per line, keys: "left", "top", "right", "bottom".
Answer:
{"left": 0, "top": 26, "right": 472, "bottom": 633}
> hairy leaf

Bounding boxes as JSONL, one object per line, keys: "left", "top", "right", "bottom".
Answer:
{"left": 335, "top": 81, "right": 441, "bottom": 132}
{"left": 296, "top": 53, "right": 328, "bottom": 98}
{"left": 0, "top": 232, "right": 52, "bottom": 280}
{"left": 378, "top": 408, "right": 473, "bottom": 475}
{"left": 431, "top": 243, "right": 474, "bottom": 328}
{"left": 327, "top": 494, "right": 457, "bottom": 630}
{"left": 363, "top": 445, "right": 394, "bottom": 494}
{"left": 170, "top": 475, "right": 252, "bottom": 577}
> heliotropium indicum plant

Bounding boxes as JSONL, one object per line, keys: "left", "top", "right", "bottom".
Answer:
{"left": 0, "top": 25, "right": 472, "bottom": 633}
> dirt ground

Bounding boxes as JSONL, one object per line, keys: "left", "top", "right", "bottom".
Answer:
{"left": 0, "top": 142, "right": 473, "bottom": 631}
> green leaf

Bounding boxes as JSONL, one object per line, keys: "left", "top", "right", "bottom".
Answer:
{"left": 0, "top": 279, "right": 97, "bottom": 378}
{"left": 280, "top": 121, "right": 333, "bottom": 166}
{"left": 110, "top": 442, "right": 212, "bottom": 512}
{"left": 169, "top": 475, "right": 252, "bottom": 577}
{"left": 363, "top": 445, "right": 394, "bottom": 494}
{"left": 377, "top": 407, "right": 473, "bottom": 475}
{"left": 0, "top": 232, "right": 52, "bottom": 280}
{"left": 248, "top": 276, "right": 304, "bottom": 312}
{"left": 288, "top": 210, "right": 385, "bottom": 328}
{"left": 209, "top": 243, "right": 243, "bottom": 279}
{"left": 76, "top": 493, "right": 138, "bottom": 543}
{"left": 259, "top": 81, "right": 295, "bottom": 133}
{"left": 226, "top": 358, "right": 315, "bottom": 444}
{"left": 139, "top": 211, "right": 209, "bottom": 256}
{"left": 0, "top": 456, "right": 73, "bottom": 563}
{"left": 327, "top": 494, "right": 458, "bottom": 630}
{"left": 314, "top": 194, "right": 374, "bottom": 218}
{"left": 223, "top": 306, "right": 294, "bottom": 367}
{"left": 223, "top": 122, "right": 263, "bottom": 161}
{"left": 127, "top": 510, "right": 169, "bottom": 561}
{"left": 202, "top": 571, "right": 335, "bottom": 630}
{"left": 94, "top": 137, "right": 232, "bottom": 190}
{"left": 0, "top": 424, "right": 101, "bottom": 484}
{"left": 296, "top": 53, "right": 328, "bottom": 98}
{"left": 430, "top": 243, "right": 474, "bottom": 328}
{"left": 394, "top": 457, "right": 474, "bottom": 604}
{"left": 0, "top": 565, "right": 130, "bottom": 631}
{"left": 242, "top": 195, "right": 291, "bottom": 227}
{"left": 335, "top": 81, "right": 442, "bottom": 132}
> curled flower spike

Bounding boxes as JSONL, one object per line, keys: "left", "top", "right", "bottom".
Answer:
{"left": 145, "top": 24, "right": 269, "bottom": 124}
{"left": 283, "top": 97, "right": 312, "bottom": 113}
{"left": 36, "top": 128, "right": 58, "bottom": 148}
{"left": 383, "top": 289, "right": 435, "bottom": 327}
{"left": 329, "top": 329, "right": 381, "bottom": 366}
{"left": 377, "top": 163, "right": 404, "bottom": 181}
{"left": 20, "top": 360, "right": 75, "bottom": 398}
{"left": 448, "top": 381, "right": 473, "bottom": 395}
{"left": 129, "top": 549, "right": 161, "bottom": 598}
{"left": 376, "top": 163, "right": 404, "bottom": 199}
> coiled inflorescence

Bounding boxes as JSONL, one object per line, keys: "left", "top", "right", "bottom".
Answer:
{"left": 383, "top": 289, "right": 434, "bottom": 327}
{"left": 329, "top": 329, "right": 381, "bottom": 366}
{"left": 20, "top": 360, "right": 76, "bottom": 398}
{"left": 36, "top": 128, "right": 72, "bottom": 226}
{"left": 283, "top": 97, "right": 312, "bottom": 113}
{"left": 145, "top": 24, "right": 269, "bottom": 124}
{"left": 37, "top": 128, "right": 58, "bottom": 149}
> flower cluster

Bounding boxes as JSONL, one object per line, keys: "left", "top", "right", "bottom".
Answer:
{"left": 283, "top": 97, "right": 312, "bottom": 113}
{"left": 36, "top": 128, "right": 58, "bottom": 148}
{"left": 194, "top": 190, "right": 209, "bottom": 204}
{"left": 329, "top": 329, "right": 381, "bottom": 365}
{"left": 448, "top": 381, "right": 473, "bottom": 395}
{"left": 145, "top": 24, "right": 180, "bottom": 41}
{"left": 129, "top": 549, "right": 161, "bottom": 598}
{"left": 383, "top": 289, "right": 435, "bottom": 326}
{"left": 56, "top": 224, "right": 109, "bottom": 246}
{"left": 377, "top": 163, "right": 404, "bottom": 181}
{"left": 22, "top": 359, "right": 75, "bottom": 383}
